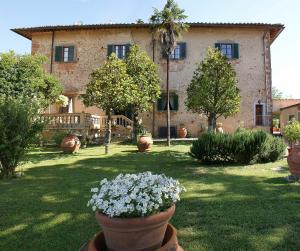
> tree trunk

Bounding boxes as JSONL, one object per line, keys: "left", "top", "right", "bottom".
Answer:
{"left": 104, "top": 109, "right": 112, "bottom": 154}
{"left": 166, "top": 56, "right": 171, "bottom": 146}
{"left": 208, "top": 113, "right": 217, "bottom": 132}
{"left": 132, "top": 107, "right": 139, "bottom": 143}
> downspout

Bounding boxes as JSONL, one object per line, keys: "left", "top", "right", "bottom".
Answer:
{"left": 152, "top": 33, "right": 156, "bottom": 137}
{"left": 263, "top": 30, "right": 272, "bottom": 132}
{"left": 50, "top": 31, "right": 55, "bottom": 73}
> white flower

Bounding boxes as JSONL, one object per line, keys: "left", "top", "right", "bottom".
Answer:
{"left": 87, "top": 172, "right": 185, "bottom": 218}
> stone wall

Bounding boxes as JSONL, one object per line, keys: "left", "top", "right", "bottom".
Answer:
{"left": 31, "top": 26, "right": 272, "bottom": 137}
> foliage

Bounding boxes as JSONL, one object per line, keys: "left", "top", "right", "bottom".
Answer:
{"left": 150, "top": 0, "right": 189, "bottom": 146}
{"left": 82, "top": 54, "right": 137, "bottom": 153}
{"left": 283, "top": 119, "right": 300, "bottom": 145}
{"left": 185, "top": 48, "right": 240, "bottom": 131}
{"left": 87, "top": 172, "right": 185, "bottom": 217}
{"left": 0, "top": 97, "right": 44, "bottom": 178}
{"left": 272, "top": 86, "right": 290, "bottom": 99}
{"left": 190, "top": 129, "right": 285, "bottom": 164}
{"left": 56, "top": 95, "right": 69, "bottom": 107}
{"left": 52, "top": 131, "right": 68, "bottom": 147}
{"left": 0, "top": 51, "right": 62, "bottom": 107}
{"left": 125, "top": 44, "right": 161, "bottom": 139}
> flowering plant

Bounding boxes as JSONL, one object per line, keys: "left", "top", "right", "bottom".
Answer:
{"left": 87, "top": 172, "right": 185, "bottom": 218}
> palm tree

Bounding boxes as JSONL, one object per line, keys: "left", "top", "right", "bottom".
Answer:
{"left": 150, "top": 0, "right": 189, "bottom": 146}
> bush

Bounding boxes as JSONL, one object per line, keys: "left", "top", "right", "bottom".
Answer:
{"left": 190, "top": 129, "right": 286, "bottom": 164}
{"left": 283, "top": 119, "right": 300, "bottom": 145}
{"left": 0, "top": 98, "right": 44, "bottom": 178}
{"left": 52, "top": 131, "right": 68, "bottom": 147}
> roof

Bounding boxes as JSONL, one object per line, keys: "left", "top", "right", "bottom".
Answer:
{"left": 280, "top": 102, "right": 300, "bottom": 110}
{"left": 11, "top": 22, "right": 284, "bottom": 43}
{"left": 273, "top": 99, "right": 300, "bottom": 113}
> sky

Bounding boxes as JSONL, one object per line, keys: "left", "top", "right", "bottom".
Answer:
{"left": 1, "top": 0, "right": 299, "bottom": 97}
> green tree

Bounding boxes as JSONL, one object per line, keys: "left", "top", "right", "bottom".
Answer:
{"left": 82, "top": 54, "right": 137, "bottom": 154}
{"left": 150, "top": 0, "right": 189, "bottom": 146}
{"left": 125, "top": 44, "right": 161, "bottom": 140}
{"left": 186, "top": 48, "right": 241, "bottom": 131}
{"left": 0, "top": 51, "right": 62, "bottom": 107}
{"left": 0, "top": 97, "right": 44, "bottom": 178}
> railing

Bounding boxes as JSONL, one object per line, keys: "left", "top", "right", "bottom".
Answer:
{"left": 239, "top": 115, "right": 272, "bottom": 128}
{"left": 41, "top": 113, "right": 101, "bottom": 130}
{"left": 100, "top": 115, "right": 133, "bottom": 129}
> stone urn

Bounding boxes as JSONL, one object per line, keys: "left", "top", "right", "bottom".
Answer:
{"left": 95, "top": 205, "right": 175, "bottom": 251}
{"left": 287, "top": 144, "right": 300, "bottom": 177}
{"left": 178, "top": 126, "right": 187, "bottom": 138}
{"left": 60, "top": 134, "right": 81, "bottom": 153}
{"left": 137, "top": 134, "right": 153, "bottom": 152}
{"left": 216, "top": 123, "right": 224, "bottom": 134}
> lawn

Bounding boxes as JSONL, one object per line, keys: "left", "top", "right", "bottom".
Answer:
{"left": 0, "top": 144, "right": 300, "bottom": 251}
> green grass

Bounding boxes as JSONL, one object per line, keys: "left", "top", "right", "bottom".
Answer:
{"left": 0, "top": 144, "right": 300, "bottom": 251}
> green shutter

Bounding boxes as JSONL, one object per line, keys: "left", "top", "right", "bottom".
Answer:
{"left": 233, "top": 43, "right": 239, "bottom": 59}
{"left": 173, "top": 94, "right": 179, "bottom": 111}
{"left": 157, "top": 97, "right": 163, "bottom": 111}
{"left": 125, "top": 44, "right": 131, "bottom": 57}
{"left": 55, "top": 46, "right": 63, "bottom": 62}
{"left": 180, "top": 42, "right": 186, "bottom": 59}
{"left": 215, "top": 43, "right": 221, "bottom": 51}
{"left": 68, "top": 46, "right": 75, "bottom": 61}
{"left": 107, "top": 44, "right": 114, "bottom": 57}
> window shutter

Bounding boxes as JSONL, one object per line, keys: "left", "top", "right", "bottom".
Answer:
{"left": 157, "top": 97, "right": 163, "bottom": 111}
{"left": 55, "top": 46, "right": 63, "bottom": 62}
{"left": 68, "top": 46, "right": 75, "bottom": 61}
{"left": 180, "top": 43, "right": 186, "bottom": 59}
{"left": 107, "top": 44, "right": 114, "bottom": 57}
{"left": 173, "top": 94, "right": 179, "bottom": 111}
{"left": 125, "top": 44, "right": 131, "bottom": 57}
{"left": 215, "top": 43, "right": 221, "bottom": 51}
{"left": 233, "top": 43, "right": 239, "bottom": 59}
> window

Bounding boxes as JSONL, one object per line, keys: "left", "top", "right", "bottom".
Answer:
{"left": 157, "top": 93, "right": 179, "bottom": 111}
{"left": 55, "top": 46, "right": 75, "bottom": 62}
{"left": 163, "top": 42, "right": 186, "bottom": 60}
{"left": 215, "top": 43, "right": 239, "bottom": 59}
{"left": 107, "top": 44, "right": 130, "bottom": 59}
{"left": 289, "top": 114, "right": 295, "bottom": 121}
{"left": 59, "top": 97, "right": 73, "bottom": 114}
{"left": 255, "top": 104, "right": 264, "bottom": 126}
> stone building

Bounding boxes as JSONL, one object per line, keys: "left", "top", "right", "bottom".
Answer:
{"left": 12, "top": 22, "right": 284, "bottom": 138}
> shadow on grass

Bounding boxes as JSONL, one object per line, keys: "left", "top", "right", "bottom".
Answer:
{"left": 0, "top": 146, "right": 300, "bottom": 251}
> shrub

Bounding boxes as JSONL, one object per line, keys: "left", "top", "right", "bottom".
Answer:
{"left": 190, "top": 129, "right": 286, "bottom": 164}
{"left": 190, "top": 132, "right": 235, "bottom": 163}
{"left": 283, "top": 119, "right": 300, "bottom": 145}
{"left": 0, "top": 98, "right": 44, "bottom": 178}
{"left": 52, "top": 131, "right": 68, "bottom": 147}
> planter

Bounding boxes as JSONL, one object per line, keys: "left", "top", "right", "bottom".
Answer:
{"left": 60, "top": 134, "right": 81, "bottom": 153}
{"left": 178, "top": 127, "right": 187, "bottom": 138}
{"left": 95, "top": 205, "right": 175, "bottom": 251}
{"left": 287, "top": 145, "right": 300, "bottom": 177}
{"left": 85, "top": 223, "right": 183, "bottom": 251}
{"left": 137, "top": 135, "right": 153, "bottom": 152}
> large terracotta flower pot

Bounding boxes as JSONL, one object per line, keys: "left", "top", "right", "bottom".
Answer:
{"left": 60, "top": 134, "right": 81, "bottom": 153}
{"left": 95, "top": 205, "right": 175, "bottom": 251}
{"left": 137, "top": 135, "right": 153, "bottom": 152}
{"left": 86, "top": 223, "right": 183, "bottom": 251}
{"left": 287, "top": 145, "right": 300, "bottom": 177}
{"left": 178, "top": 127, "right": 187, "bottom": 138}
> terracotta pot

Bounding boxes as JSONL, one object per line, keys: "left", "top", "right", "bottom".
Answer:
{"left": 137, "top": 135, "right": 153, "bottom": 152}
{"left": 60, "top": 134, "right": 80, "bottom": 153}
{"left": 178, "top": 127, "right": 187, "bottom": 138}
{"left": 287, "top": 145, "right": 300, "bottom": 177}
{"left": 95, "top": 205, "right": 175, "bottom": 251}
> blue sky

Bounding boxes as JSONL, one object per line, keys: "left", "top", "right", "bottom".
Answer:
{"left": 1, "top": 0, "right": 299, "bottom": 97}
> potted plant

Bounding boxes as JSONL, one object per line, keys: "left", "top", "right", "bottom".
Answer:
{"left": 87, "top": 172, "right": 185, "bottom": 251}
{"left": 283, "top": 119, "right": 300, "bottom": 177}
{"left": 137, "top": 128, "right": 153, "bottom": 152}
{"left": 60, "top": 133, "right": 81, "bottom": 153}
{"left": 178, "top": 124, "right": 187, "bottom": 138}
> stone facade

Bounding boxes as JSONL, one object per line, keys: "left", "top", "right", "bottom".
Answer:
{"left": 280, "top": 103, "right": 300, "bottom": 128}
{"left": 13, "top": 23, "right": 283, "bottom": 137}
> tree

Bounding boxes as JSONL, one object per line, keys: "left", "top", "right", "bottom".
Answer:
{"left": 125, "top": 44, "right": 161, "bottom": 140}
{"left": 0, "top": 51, "right": 62, "bottom": 107}
{"left": 272, "top": 86, "right": 289, "bottom": 99}
{"left": 0, "top": 97, "right": 44, "bottom": 178}
{"left": 150, "top": 0, "right": 189, "bottom": 146}
{"left": 82, "top": 54, "right": 137, "bottom": 154}
{"left": 186, "top": 48, "right": 241, "bottom": 131}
